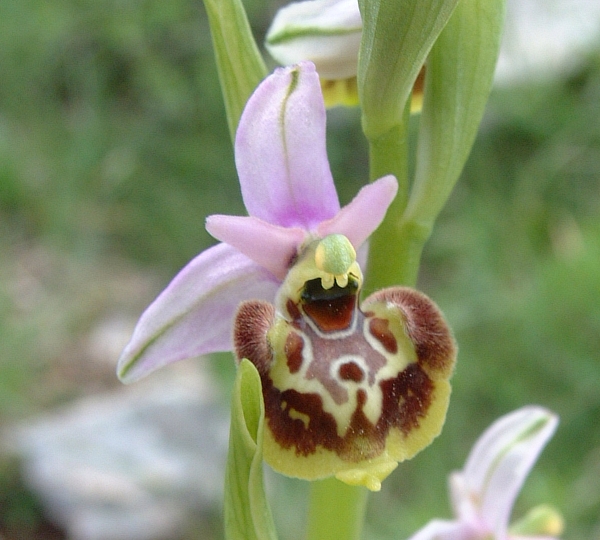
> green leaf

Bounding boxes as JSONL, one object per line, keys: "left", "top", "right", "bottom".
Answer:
{"left": 306, "top": 478, "right": 367, "bottom": 540}
{"left": 203, "top": 0, "right": 267, "bottom": 141}
{"left": 405, "top": 0, "right": 507, "bottom": 230}
{"left": 224, "top": 359, "right": 278, "bottom": 540}
{"left": 361, "top": 0, "right": 505, "bottom": 291}
{"left": 357, "top": 0, "right": 460, "bottom": 140}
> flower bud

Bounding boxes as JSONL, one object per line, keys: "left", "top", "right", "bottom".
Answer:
{"left": 510, "top": 504, "right": 564, "bottom": 537}
{"left": 265, "top": 0, "right": 362, "bottom": 81}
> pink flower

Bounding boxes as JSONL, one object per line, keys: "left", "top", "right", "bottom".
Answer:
{"left": 117, "top": 61, "right": 397, "bottom": 383}
{"left": 408, "top": 406, "right": 561, "bottom": 540}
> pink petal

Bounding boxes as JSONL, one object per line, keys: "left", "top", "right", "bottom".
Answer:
{"left": 510, "top": 536, "right": 560, "bottom": 540}
{"left": 235, "top": 61, "right": 340, "bottom": 229}
{"left": 460, "top": 406, "right": 559, "bottom": 538}
{"left": 206, "top": 214, "right": 307, "bottom": 280}
{"left": 509, "top": 536, "right": 560, "bottom": 540}
{"left": 448, "top": 473, "right": 480, "bottom": 528}
{"left": 117, "top": 243, "right": 279, "bottom": 383}
{"left": 317, "top": 175, "right": 397, "bottom": 247}
{"left": 406, "top": 519, "right": 475, "bottom": 540}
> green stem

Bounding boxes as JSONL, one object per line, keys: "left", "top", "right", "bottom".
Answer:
{"left": 363, "top": 102, "right": 425, "bottom": 293}
{"left": 306, "top": 478, "right": 368, "bottom": 540}
{"left": 369, "top": 122, "right": 410, "bottom": 210}
{"left": 365, "top": 217, "right": 430, "bottom": 291}
{"left": 304, "top": 102, "right": 424, "bottom": 540}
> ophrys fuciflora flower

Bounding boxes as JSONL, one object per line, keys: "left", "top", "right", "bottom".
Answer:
{"left": 117, "top": 62, "right": 398, "bottom": 384}
{"left": 117, "top": 61, "right": 456, "bottom": 490}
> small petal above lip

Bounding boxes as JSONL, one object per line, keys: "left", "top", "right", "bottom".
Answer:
{"left": 317, "top": 175, "right": 398, "bottom": 247}
{"left": 235, "top": 61, "right": 340, "bottom": 230}
{"left": 206, "top": 175, "right": 398, "bottom": 281}
{"left": 117, "top": 243, "right": 279, "bottom": 383}
{"left": 206, "top": 215, "right": 307, "bottom": 280}
{"left": 266, "top": 0, "right": 362, "bottom": 80}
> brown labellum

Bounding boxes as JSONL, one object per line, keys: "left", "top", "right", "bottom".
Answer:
{"left": 233, "top": 277, "right": 456, "bottom": 489}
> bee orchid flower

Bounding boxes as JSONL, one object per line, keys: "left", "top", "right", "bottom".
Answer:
{"left": 117, "top": 61, "right": 397, "bottom": 384}
{"left": 117, "top": 62, "right": 457, "bottom": 491}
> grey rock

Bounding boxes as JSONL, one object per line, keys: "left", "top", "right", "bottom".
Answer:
{"left": 2, "top": 364, "right": 229, "bottom": 540}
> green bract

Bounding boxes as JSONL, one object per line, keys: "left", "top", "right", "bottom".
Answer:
{"left": 407, "top": 0, "right": 507, "bottom": 251}
{"left": 358, "top": 0, "right": 460, "bottom": 140}
{"left": 224, "top": 359, "right": 278, "bottom": 540}
{"left": 203, "top": 0, "right": 267, "bottom": 140}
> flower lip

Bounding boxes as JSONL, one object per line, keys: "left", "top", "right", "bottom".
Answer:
{"left": 234, "top": 249, "right": 457, "bottom": 489}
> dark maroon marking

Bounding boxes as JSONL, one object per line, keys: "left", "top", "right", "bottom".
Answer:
{"left": 302, "top": 294, "right": 356, "bottom": 333}
{"left": 236, "top": 290, "right": 443, "bottom": 463}
{"left": 339, "top": 361, "right": 364, "bottom": 382}
{"left": 261, "top": 356, "right": 434, "bottom": 461}
{"left": 378, "top": 363, "right": 433, "bottom": 435}
{"left": 263, "top": 381, "right": 341, "bottom": 456}
{"left": 285, "top": 332, "right": 304, "bottom": 374}
{"left": 364, "top": 287, "right": 456, "bottom": 374}
{"left": 369, "top": 317, "right": 398, "bottom": 354}
{"left": 234, "top": 301, "right": 275, "bottom": 376}
{"left": 286, "top": 298, "right": 302, "bottom": 322}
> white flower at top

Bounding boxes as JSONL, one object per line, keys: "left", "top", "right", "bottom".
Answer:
{"left": 265, "top": 0, "right": 361, "bottom": 81}
{"left": 264, "top": 0, "right": 426, "bottom": 110}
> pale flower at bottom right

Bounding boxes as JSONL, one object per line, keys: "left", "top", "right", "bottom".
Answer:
{"left": 408, "top": 406, "right": 563, "bottom": 540}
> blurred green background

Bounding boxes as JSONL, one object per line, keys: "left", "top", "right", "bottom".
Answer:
{"left": 0, "top": 0, "right": 599, "bottom": 538}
